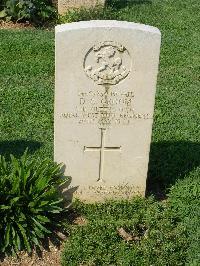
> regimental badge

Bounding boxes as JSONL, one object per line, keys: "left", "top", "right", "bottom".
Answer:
{"left": 84, "top": 41, "right": 131, "bottom": 86}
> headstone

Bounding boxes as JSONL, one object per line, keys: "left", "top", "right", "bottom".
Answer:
{"left": 55, "top": 20, "right": 161, "bottom": 201}
{"left": 58, "top": 0, "right": 105, "bottom": 15}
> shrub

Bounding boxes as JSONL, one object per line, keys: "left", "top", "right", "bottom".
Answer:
{"left": 59, "top": 5, "right": 117, "bottom": 24}
{"left": 0, "top": 0, "right": 56, "bottom": 24}
{"left": 0, "top": 150, "right": 68, "bottom": 254}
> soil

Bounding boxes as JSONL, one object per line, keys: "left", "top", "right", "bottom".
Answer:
{"left": 0, "top": 20, "right": 34, "bottom": 29}
{"left": 0, "top": 244, "right": 63, "bottom": 266}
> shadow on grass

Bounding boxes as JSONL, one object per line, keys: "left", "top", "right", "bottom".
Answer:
{"left": 105, "top": 0, "right": 152, "bottom": 9}
{"left": 0, "top": 140, "right": 42, "bottom": 159}
{"left": 146, "top": 141, "right": 200, "bottom": 199}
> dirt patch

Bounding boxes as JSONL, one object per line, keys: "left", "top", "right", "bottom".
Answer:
{"left": 0, "top": 243, "right": 63, "bottom": 266}
{"left": 73, "top": 216, "right": 88, "bottom": 226}
{"left": 0, "top": 20, "right": 34, "bottom": 29}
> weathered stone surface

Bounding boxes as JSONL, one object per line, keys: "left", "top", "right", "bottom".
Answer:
{"left": 55, "top": 20, "right": 161, "bottom": 201}
{"left": 58, "top": 0, "right": 105, "bottom": 15}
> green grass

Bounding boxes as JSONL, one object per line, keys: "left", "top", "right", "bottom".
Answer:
{"left": 0, "top": 0, "right": 199, "bottom": 264}
{"left": 0, "top": 29, "right": 55, "bottom": 159}
{"left": 62, "top": 174, "right": 200, "bottom": 265}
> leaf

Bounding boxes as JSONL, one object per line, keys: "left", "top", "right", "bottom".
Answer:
{"left": 10, "top": 197, "right": 20, "bottom": 205}
{"left": 32, "top": 218, "right": 51, "bottom": 234}
{"left": 21, "top": 148, "right": 28, "bottom": 166}
{"left": 0, "top": 155, "right": 8, "bottom": 174}
{"left": 17, "top": 223, "right": 31, "bottom": 253}
{"left": 32, "top": 160, "right": 49, "bottom": 181}
{"left": 11, "top": 226, "right": 16, "bottom": 238}
{"left": 44, "top": 204, "right": 63, "bottom": 214}
{"left": 58, "top": 175, "right": 69, "bottom": 187}
{"left": 34, "top": 175, "right": 50, "bottom": 193}
{"left": 117, "top": 227, "right": 133, "bottom": 241}
{"left": 37, "top": 215, "right": 50, "bottom": 223}
{"left": 37, "top": 200, "right": 49, "bottom": 207}
{"left": 33, "top": 225, "right": 45, "bottom": 239}
{"left": 10, "top": 154, "right": 20, "bottom": 174}
{"left": 0, "top": 9, "right": 7, "bottom": 18}
{"left": 13, "top": 231, "right": 21, "bottom": 251}
{"left": 18, "top": 212, "right": 26, "bottom": 222}
{"left": 32, "top": 235, "right": 41, "bottom": 247}
{"left": 22, "top": 168, "right": 31, "bottom": 189}
{"left": 5, "top": 223, "right": 11, "bottom": 247}
{"left": 0, "top": 205, "right": 11, "bottom": 210}
{"left": 49, "top": 199, "right": 63, "bottom": 206}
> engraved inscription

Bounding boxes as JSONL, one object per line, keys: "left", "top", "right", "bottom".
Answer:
{"left": 84, "top": 41, "right": 131, "bottom": 85}
{"left": 61, "top": 89, "right": 152, "bottom": 126}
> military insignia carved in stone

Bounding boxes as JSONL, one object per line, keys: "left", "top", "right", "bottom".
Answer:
{"left": 84, "top": 41, "right": 131, "bottom": 85}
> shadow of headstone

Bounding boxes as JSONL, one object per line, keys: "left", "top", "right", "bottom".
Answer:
{"left": 106, "top": 0, "right": 152, "bottom": 9}
{"left": 146, "top": 141, "right": 200, "bottom": 199}
{"left": 0, "top": 140, "right": 42, "bottom": 159}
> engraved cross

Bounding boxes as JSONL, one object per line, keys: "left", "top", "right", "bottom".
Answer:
{"left": 84, "top": 128, "right": 121, "bottom": 182}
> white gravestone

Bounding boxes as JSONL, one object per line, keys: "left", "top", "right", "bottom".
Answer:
{"left": 58, "top": 0, "right": 105, "bottom": 15}
{"left": 55, "top": 20, "right": 161, "bottom": 201}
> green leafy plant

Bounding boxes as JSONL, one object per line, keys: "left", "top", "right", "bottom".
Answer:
{"left": 0, "top": 0, "right": 56, "bottom": 23}
{"left": 0, "top": 150, "right": 68, "bottom": 254}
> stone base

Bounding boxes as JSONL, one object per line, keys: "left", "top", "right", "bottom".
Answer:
{"left": 62, "top": 184, "right": 145, "bottom": 203}
{"left": 58, "top": 0, "right": 105, "bottom": 15}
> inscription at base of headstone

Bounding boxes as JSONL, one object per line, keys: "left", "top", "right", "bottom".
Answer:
{"left": 58, "top": 0, "right": 105, "bottom": 15}
{"left": 55, "top": 20, "right": 161, "bottom": 201}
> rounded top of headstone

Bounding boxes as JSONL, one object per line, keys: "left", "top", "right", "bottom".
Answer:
{"left": 55, "top": 20, "right": 161, "bottom": 36}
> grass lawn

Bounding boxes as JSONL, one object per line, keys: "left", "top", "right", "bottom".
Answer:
{"left": 0, "top": 0, "right": 199, "bottom": 265}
